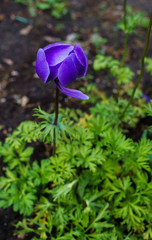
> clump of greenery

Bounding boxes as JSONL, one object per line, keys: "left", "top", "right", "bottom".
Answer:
{"left": 91, "top": 33, "right": 107, "bottom": 51}
{"left": 117, "top": 5, "right": 149, "bottom": 34}
{"left": 0, "top": 99, "right": 152, "bottom": 239}
{"left": 14, "top": 0, "right": 68, "bottom": 18}
{"left": 93, "top": 5, "right": 150, "bottom": 96}
{"left": 93, "top": 54, "right": 135, "bottom": 86}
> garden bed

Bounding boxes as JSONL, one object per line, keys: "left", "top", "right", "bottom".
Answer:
{"left": 0, "top": 0, "right": 152, "bottom": 239}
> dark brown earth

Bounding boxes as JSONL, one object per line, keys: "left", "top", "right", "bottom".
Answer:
{"left": 0, "top": 0, "right": 152, "bottom": 239}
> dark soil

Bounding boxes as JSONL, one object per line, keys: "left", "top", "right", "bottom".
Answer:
{"left": 0, "top": 0, "right": 152, "bottom": 239}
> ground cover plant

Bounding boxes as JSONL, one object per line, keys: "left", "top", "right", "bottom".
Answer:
{"left": 14, "top": 0, "right": 68, "bottom": 18}
{"left": 0, "top": 0, "right": 152, "bottom": 239}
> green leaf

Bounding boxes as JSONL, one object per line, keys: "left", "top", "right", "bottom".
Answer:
{"left": 37, "top": 3, "right": 50, "bottom": 10}
{"left": 53, "top": 179, "right": 78, "bottom": 201}
{"left": 20, "top": 146, "right": 34, "bottom": 161}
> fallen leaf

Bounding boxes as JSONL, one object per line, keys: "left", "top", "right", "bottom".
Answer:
{"left": 3, "top": 58, "right": 14, "bottom": 65}
{"left": 11, "top": 70, "right": 19, "bottom": 76}
{"left": 0, "top": 14, "right": 5, "bottom": 21}
{"left": 34, "top": 73, "right": 39, "bottom": 78}
{"left": 3, "top": 129, "right": 8, "bottom": 135}
{"left": 66, "top": 33, "right": 77, "bottom": 42}
{"left": 19, "top": 25, "right": 33, "bottom": 36}
{"left": 17, "top": 232, "right": 25, "bottom": 239}
{"left": 0, "top": 125, "right": 4, "bottom": 130}
{"left": 0, "top": 98, "right": 6, "bottom": 103}
{"left": 47, "top": 23, "right": 53, "bottom": 29}
{"left": 21, "top": 96, "right": 29, "bottom": 107}
{"left": 43, "top": 36, "right": 60, "bottom": 43}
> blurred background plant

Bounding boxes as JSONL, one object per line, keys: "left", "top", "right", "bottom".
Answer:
{"left": 93, "top": 3, "right": 151, "bottom": 102}
{"left": 14, "top": 0, "right": 68, "bottom": 18}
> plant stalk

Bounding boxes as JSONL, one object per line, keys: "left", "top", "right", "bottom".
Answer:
{"left": 53, "top": 87, "right": 59, "bottom": 155}
{"left": 123, "top": 0, "right": 127, "bottom": 30}
{"left": 121, "top": 33, "right": 129, "bottom": 67}
{"left": 118, "top": 33, "right": 129, "bottom": 95}
{"left": 121, "top": 0, "right": 128, "bottom": 67}
{"left": 118, "top": 0, "right": 128, "bottom": 95}
{"left": 121, "top": 15, "right": 152, "bottom": 119}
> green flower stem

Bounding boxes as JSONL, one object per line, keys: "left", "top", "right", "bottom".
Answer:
{"left": 121, "top": 33, "right": 129, "bottom": 68}
{"left": 118, "top": 0, "right": 128, "bottom": 95}
{"left": 53, "top": 86, "right": 59, "bottom": 156}
{"left": 121, "top": 0, "right": 128, "bottom": 68}
{"left": 123, "top": 0, "right": 127, "bottom": 29}
{"left": 118, "top": 33, "right": 129, "bottom": 95}
{"left": 121, "top": 15, "right": 152, "bottom": 119}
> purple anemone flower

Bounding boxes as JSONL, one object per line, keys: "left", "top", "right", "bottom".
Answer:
{"left": 36, "top": 42, "right": 89, "bottom": 100}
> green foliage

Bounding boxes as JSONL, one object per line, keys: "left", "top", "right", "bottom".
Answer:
{"left": 34, "top": 106, "right": 70, "bottom": 142}
{"left": 126, "top": 5, "right": 149, "bottom": 28}
{"left": 88, "top": 95, "right": 145, "bottom": 128}
{"left": 80, "top": 83, "right": 101, "bottom": 104}
{"left": 14, "top": 0, "right": 68, "bottom": 18}
{"left": 142, "top": 101, "right": 152, "bottom": 138}
{"left": 118, "top": 5, "right": 149, "bottom": 34}
{"left": 145, "top": 57, "right": 152, "bottom": 76}
{"left": 91, "top": 33, "right": 107, "bottom": 50}
{"left": 144, "top": 101, "right": 152, "bottom": 117}
{"left": 6, "top": 121, "right": 42, "bottom": 148}
{"left": 0, "top": 101, "right": 152, "bottom": 239}
{"left": 0, "top": 165, "right": 37, "bottom": 216}
{"left": 93, "top": 54, "right": 134, "bottom": 85}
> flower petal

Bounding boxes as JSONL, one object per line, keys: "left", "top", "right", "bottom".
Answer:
{"left": 74, "top": 44, "right": 88, "bottom": 77}
{"left": 36, "top": 48, "right": 50, "bottom": 84}
{"left": 49, "top": 62, "right": 62, "bottom": 81}
{"left": 55, "top": 80, "right": 89, "bottom": 100}
{"left": 58, "top": 53, "right": 80, "bottom": 86}
{"left": 44, "top": 42, "right": 74, "bottom": 66}
{"left": 77, "top": 64, "right": 88, "bottom": 78}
